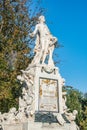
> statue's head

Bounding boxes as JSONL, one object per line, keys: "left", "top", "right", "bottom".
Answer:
{"left": 9, "top": 107, "right": 16, "bottom": 113}
{"left": 39, "top": 15, "right": 45, "bottom": 23}
{"left": 73, "top": 110, "right": 78, "bottom": 116}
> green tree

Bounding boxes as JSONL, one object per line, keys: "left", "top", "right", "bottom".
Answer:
{"left": 0, "top": 0, "right": 43, "bottom": 113}
{"left": 80, "top": 106, "right": 87, "bottom": 130}
{"left": 63, "top": 86, "right": 82, "bottom": 124}
{"left": 63, "top": 86, "right": 87, "bottom": 130}
{"left": 65, "top": 86, "right": 82, "bottom": 112}
{"left": 80, "top": 93, "right": 87, "bottom": 130}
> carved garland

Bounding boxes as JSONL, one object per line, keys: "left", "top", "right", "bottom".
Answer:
{"left": 41, "top": 66, "right": 56, "bottom": 74}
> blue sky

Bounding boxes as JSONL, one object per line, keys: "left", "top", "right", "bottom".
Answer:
{"left": 40, "top": 0, "right": 87, "bottom": 93}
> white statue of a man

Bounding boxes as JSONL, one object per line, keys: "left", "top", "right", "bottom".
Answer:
{"left": 30, "top": 15, "right": 57, "bottom": 66}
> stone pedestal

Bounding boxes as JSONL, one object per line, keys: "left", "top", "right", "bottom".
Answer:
{"left": 34, "top": 64, "right": 64, "bottom": 114}
{"left": 27, "top": 121, "right": 78, "bottom": 130}
{"left": 2, "top": 122, "right": 28, "bottom": 130}
{"left": 2, "top": 121, "right": 79, "bottom": 130}
{"left": 0, "top": 64, "right": 79, "bottom": 130}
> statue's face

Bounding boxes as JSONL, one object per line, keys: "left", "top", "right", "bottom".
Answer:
{"left": 73, "top": 110, "right": 78, "bottom": 115}
{"left": 39, "top": 16, "right": 45, "bottom": 23}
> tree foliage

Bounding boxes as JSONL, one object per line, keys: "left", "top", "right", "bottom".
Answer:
{"left": 79, "top": 95, "right": 87, "bottom": 130}
{"left": 63, "top": 86, "right": 87, "bottom": 130}
{"left": 0, "top": 0, "right": 43, "bottom": 113}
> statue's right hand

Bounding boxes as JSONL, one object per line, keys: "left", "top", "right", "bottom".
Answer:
{"left": 29, "top": 33, "right": 34, "bottom": 38}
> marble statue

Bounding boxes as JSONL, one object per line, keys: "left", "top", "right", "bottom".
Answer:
{"left": 64, "top": 110, "right": 79, "bottom": 130}
{"left": 17, "top": 70, "right": 35, "bottom": 120}
{"left": 0, "top": 15, "right": 80, "bottom": 130}
{"left": 62, "top": 92, "right": 68, "bottom": 112}
{"left": 30, "top": 15, "right": 57, "bottom": 66}
{"left": 56, "top": 113, "right": 66, "bottom": 125}
{"left": 0, "top": 124, "right": 3, "bottom": 130}
{"left": 6, "top": 108, "right": 17, "bottom": 123}
{"left": 65, "top": 110, "right": 78, "bottom": 123}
